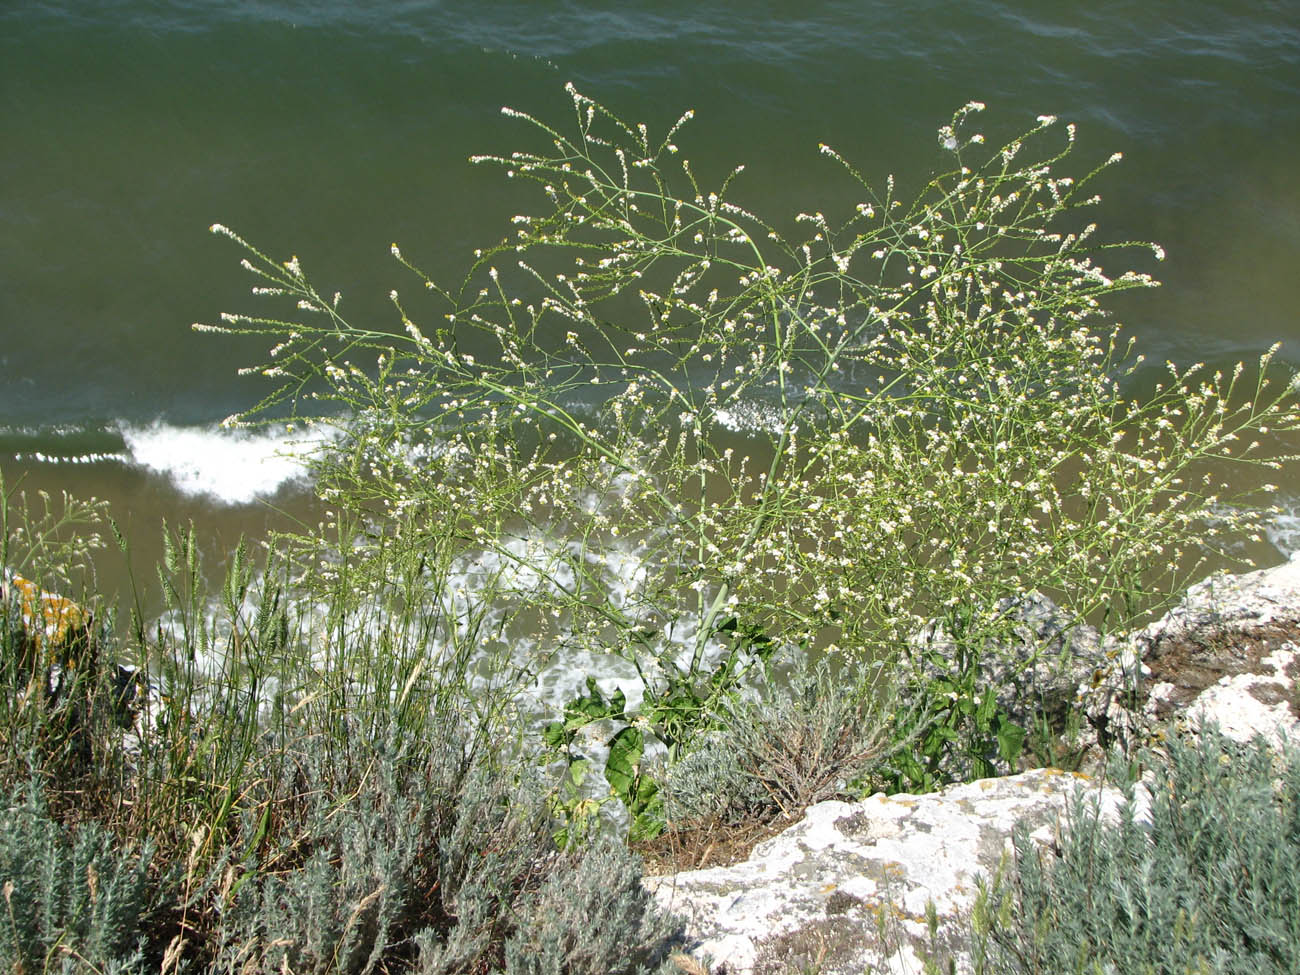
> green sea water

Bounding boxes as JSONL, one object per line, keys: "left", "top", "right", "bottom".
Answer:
{"left": 2, "top": 0, "right": 1299, "bottom": 589}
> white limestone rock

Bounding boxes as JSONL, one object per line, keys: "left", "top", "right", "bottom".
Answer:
{"left": 650, "top": 769, "right": 1139, "bottom": 975}
{"left": 1135, "top": 552, "right": 1300, "bottom": 749}
{"left": 652, "top": 555, "right": 1300, "bottom": 975}
{"left": 1164, "top": 644, "right": 1300, "bottom": 748}
{"left": 1139, "top": 550, "right": 1300, "bottom": 647}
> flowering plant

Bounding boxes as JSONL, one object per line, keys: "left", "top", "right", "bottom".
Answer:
{"left": 202, "top": 88, "right": 1298, "bottom": 807}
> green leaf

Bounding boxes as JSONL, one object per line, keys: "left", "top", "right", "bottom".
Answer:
{"left": 630, "top": 774, "right": 659, "bottom": 812}
{"left": 626, "top": 774, "right": 665, "bottom": 842}
{"left": 997, "top": 720, "right": 1025, "bottom": 767}
{"left": 542, "top": 720, "right": 571, "bottom": 750}
{"left": 738, "top": 622, "right": 774, "bottom": 651}
{"left": 563, "top": 758, "right": 590, "bottom": 794}
{"left": 976, "top": 687, "right": 998, "bottom": 726}
{"left": 562, "top": 676, "right": 627, "bottom": 731}
{"left": 607, "top": 686, "right": 627, "bottom": 718}
{"left": 604, "top": 725, "right": 644, "bottom": 802}
{"left": 931, "top": 723, "right": 960, "bottom": 745}
{"left": 630, "top": 814, "right": 663, "bottom": 844}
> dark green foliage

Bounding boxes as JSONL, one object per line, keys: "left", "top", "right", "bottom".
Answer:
{"left": 542, "top": 678, "right": 665, "bottom": 847}
{"left": 887, "top": 607, "right": 1029, "bottom": 793}
{"left": 0, "top": 780, "right": 155, "bottom": 975}
{"left": 545, "top": 617, "right": 780, "bottom": 845}
{"left": 543, "top": 679, "right": 663, "bottom": 846}
{"left": 637, "top": 619, "right": 779, "bottom": 762}
{"left": 972, "top": 730, "right": 1300, "bottom": 975}
{"left": 603, "top": 726, "right": 665, "bottom": 845}
{"left": 543, "top": 678, "right": 629, "bottom": 749}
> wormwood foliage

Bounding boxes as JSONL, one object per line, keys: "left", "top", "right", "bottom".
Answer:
{"left": 200, "top": 87, "right": 1298, "bottom": 791}
{"left": 971, "top": 731, "right": 1300, "bottom": 974}
{"left": 0, "top": 781, "right": 155, "bottom": 975}
{"left": 663, "top": 654, "right": 918, "bottom": 825}
{"left": 0, "top": 483, "right": 685, "bottom": 974}
{"left": 197, "top": 733, "right": 682, "bottom": 975}
{"left": 0, "top": 734, "right": 683, "bottom": 975}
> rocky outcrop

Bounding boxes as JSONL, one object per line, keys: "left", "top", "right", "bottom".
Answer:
{"left": 651, "top": 769, "right": 1144, "bottom": 974}
{"left": 656, "top": 554, "right": 1300, "bottom": 975}
{"left": 1136, "top": 553, "right": 1300, "bottom": 748}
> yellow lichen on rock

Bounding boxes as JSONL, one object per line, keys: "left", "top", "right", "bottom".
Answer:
{"left": 2, "top": 571, "right": 89, "bottom": 650}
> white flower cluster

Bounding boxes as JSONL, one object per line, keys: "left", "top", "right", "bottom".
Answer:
{"left": 207, "top": 90, "right": 1299, "bottom": 709}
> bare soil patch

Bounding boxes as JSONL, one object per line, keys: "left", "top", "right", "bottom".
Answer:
{"left": 635, "top": 816, "right": 794, "bottom": 876}
{"left": 1143, "top": 618, "right": 1300, "bottom": 720}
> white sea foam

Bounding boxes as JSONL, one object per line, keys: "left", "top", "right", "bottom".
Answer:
{"left": 13, "top": 451, "right": 127, "bottom": 465}
{"left": 1267, "top": 498, "right": 1300, "bottom": 558}
{"left": 119, "top": 421, "right": 334, "bottom": 505}
{"left": 712, "top": 400, "right": 787, "bottom": 435}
